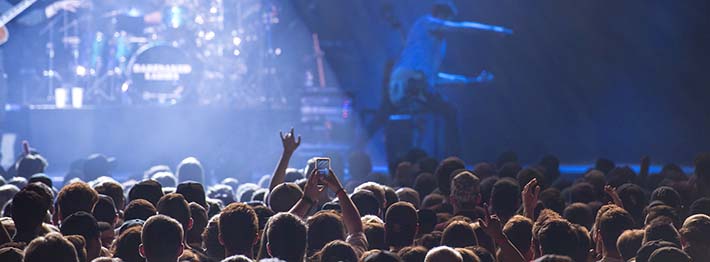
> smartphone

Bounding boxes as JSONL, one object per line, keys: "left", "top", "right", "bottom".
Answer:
{"left": 315, "top": 157, "right": 331, "bottom": 177}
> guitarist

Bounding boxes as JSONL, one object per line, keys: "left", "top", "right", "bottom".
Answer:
{"left": 385, "top": 0, "right": 511, "bottom": 155}
{"left": 0, "top": 0, "right": 80, "bottom": 127}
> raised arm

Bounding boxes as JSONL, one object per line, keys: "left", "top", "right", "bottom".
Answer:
{"left": 322, "top": 169, "right": 363, "bottom": 234}
{"left": 429, "top": 16, "right": 513, "bottom": 35}
{"left": 268, "top": 128, "right": 301, "bottom": 191}
{"left": 289, "top": 169, "right": 321, "bottom": 218}
{"left": 522, "top": 178, "right": 540, "bottom": 220}
{"left": 479, "top": 215, "right": 525, "bottom": 262}
{"left": 436, "top": 71, "right": 494, "bottom": 86}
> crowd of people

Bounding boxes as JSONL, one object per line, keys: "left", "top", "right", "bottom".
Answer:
{"left": 0, "top": 128, "right": 709, "bottom": 262}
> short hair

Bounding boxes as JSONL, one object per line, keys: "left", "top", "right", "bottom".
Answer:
{"left": 425, "top": 246, "right": 462, "bottom": 262}
{"left": 94, "top": 181, "right": 125, "bottom": 210}
{"left": 23, "top": 232, "right": 78, "bottom": 262}
{"left": 385, "top": 202, "right": 418, "bottom": 248}
{"left": 61, "top": 211, "right": 100, "bottom": 242}
{"left": 219, "top": 202, "right": 258, "bottom": 253}
{"left": 617, "top": 229, "right": 644, "bottom": 262}
{"left": 456, "top": 248, "right": 480, "bottom": 262}
{"left": 384, "top": 186, "right": 399, "bottom": 210}
{"left": 123, "top": 199, "right": 157, "bottom": 221}
{"left": 268, "top": 183, "right": 302, "bottom": 213}
{"left": 680, "top": 214, "right": 710, "bottom": 245}
{"left": 650, "top": 186, "right": 682, "bottom": 209}
{"left": 516, "top": 168, "right": 544, "bottom": 190}
{"left": 441, "top": 221, "right": 477, "bottom": 248}
{"left": 351, "top": 190, "right": 380, "bottom": 217}
{"left": 176, "top": 181, "right": 207, "bottom": 208}
{"left": 266, "top": 212, "right": 307, "bottom": 261}
{"left": 176, "top": 157, "right": 204, "bottom": 184}
{"left": 434, "top": 157, "right": 466, "bottom": 195}
{"left": 57, "top": 182, "right": 99, "bottom": 219}
{"left": 128, "top": 179, "right": 164, "bottom": 207}
{"left": 356, "top": 182, "right": 387, "bottom": 209}
{"left": 93, "top": 195, "right": 117, "bottom": 225}
{"left": 617, "top": 183, "right": 647, "bottom": 227}
{"left": 563, "top": 203, "right": 593, "bottom": 229}
{"left": 0, "top": 247, "right": 23, "bottom": 262}
{"left": 187, "top": 202, "right": 207, "bottom": 246}
{"left": 643, "top": 217, "right": 681, "bottom": 246}
{"left": 23, "top": 182, "right": 53, "bottom": 208}
{"left": 598, "top": 207, "right": 634, "bottom": 252}
{"left": 503, "top": 215, "right": 533, "bottom": 256}
{"left": 490, "top": 178, "right": 521, "bottom": 218}
{"left": 112, "top": 226, "right": 143, "bottom": 262}
{"left": 151, "top": 171, "right": 177, "bottom": 188}
{"left": 64, "top": 235, "right": 87, "bottom": 262}
{"left": 16, "top": 154, "right": 47, "bottom": 179}
{"left": 538, "top": 219, "right": 577, "bottom": 258}
{"left": 156, "top": 193, "right": 192, "bottom": 232}
{"left": 645, "top": 204, "right": 680, "bottom": 228}
{"left": 318, "top": 240, "right": 357, "bottom": 262}
{"left": 397, "top": 246, "right": 427, "bottom": 262}
{"left": 469, "top": 246, "right": 495, "bottom": 262}
{"left": 141, "top": 215, "right": 184, "bottom": 260}
{"left": 648, "top": 246, "right": 691, "bottom": 262}
{"left": 363, "top": 221, "right": 386, "bottom": 250}
{"left": 450, "top": 171, "right": 480, "bottom": 207}
{"left": 307, "top": 210, "right": 345, "bottom": 253}
{"left": 689, "top": 197, "right": 710, "bottom": 216}
{"left": 413, "top": 173, "right": 437, "bottom": 199}
{"left": 202, "top": 216, "right": 224, "bottom": 260}
{"left": 361, "top": 250, "right": 402, "bottom": 262}
{"left": 11, "top": 189, "right": 49, "bottom": 232}
{"left": 636, "top": 240, "right": 678, "bottom": 262}
{"left": 415, "top": 232, "right": 442, "bottom": 250}
{"left": 252, "top": 205, "right": 275, "bottom": 231}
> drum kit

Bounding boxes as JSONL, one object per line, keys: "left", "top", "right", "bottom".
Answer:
{"left": 38, "top": 0, "right": 284, "bottom": 106}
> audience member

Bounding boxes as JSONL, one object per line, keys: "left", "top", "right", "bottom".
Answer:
{"left": 219, "top": 202, "right": 258, "bottom": 258}
{"left": 140, "top": 215, "right": 184, "bottom": 262}
{"left": 23, "top": 232, "right": 78, "bottom": 262}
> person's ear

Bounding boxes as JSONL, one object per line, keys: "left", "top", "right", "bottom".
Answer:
{"left": 187, "top": 218, "right": 194, "bottom": 231}
{"left": 267, "top": 243, "right": 273, "bottom": 257}
{"left": 253, "top": 232, "right": 260, "bottom": 245}
{"left": 218, "top": 232, "right": 225, "bottom": 246}
{"left": 139, "top": 244, "right": 146, "bottom": 258}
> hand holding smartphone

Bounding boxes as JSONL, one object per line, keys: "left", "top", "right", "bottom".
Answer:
{"left": 315, "top": 157, "right": 331, "bottom": 189}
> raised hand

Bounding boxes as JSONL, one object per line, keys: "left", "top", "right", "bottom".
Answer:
{"left": 604, "top": 185, "right": 624, "bottom": 208}
{"left": 320, "top": 169, "right": 344, "bottom": 193}
{"left": 279, "top": 128, "right": 301, "bottom": 154}
{"left": 478, "top": 214, "right": 504, "bottom": 241}
{"left": 522, "top": 178, "right": 540, "bottom": 219}
{"left": 22, "top": 140, "right": 30, "bottom": 155}
{"left": 303, "top": 169, "right": 323, "bottom": 201}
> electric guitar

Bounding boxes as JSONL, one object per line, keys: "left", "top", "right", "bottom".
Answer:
{"left": 0, "top": 0, "right": 39, "bottom": 45}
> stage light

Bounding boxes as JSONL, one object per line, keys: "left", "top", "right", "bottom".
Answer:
{"left": 232, "top": 36, "right": 242, "bottom": 46}
{"left": 121, "top": 82, "right": 130, "bottom": 92}
{"left": 75, "top": 65, "right": 87, "bottom": 77}
{"left": 205, "top": 31, "right": 215, "bottom": 41}
{"left": 233, "top": 49, "right": 241, "bottom": 56}
{"left": 274, "top": 48, "right": 282, "bottom": 56}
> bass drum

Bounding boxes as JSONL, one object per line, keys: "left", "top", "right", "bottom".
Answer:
{"left": 125, "top": 43, "right": 202, "bottom": 104}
